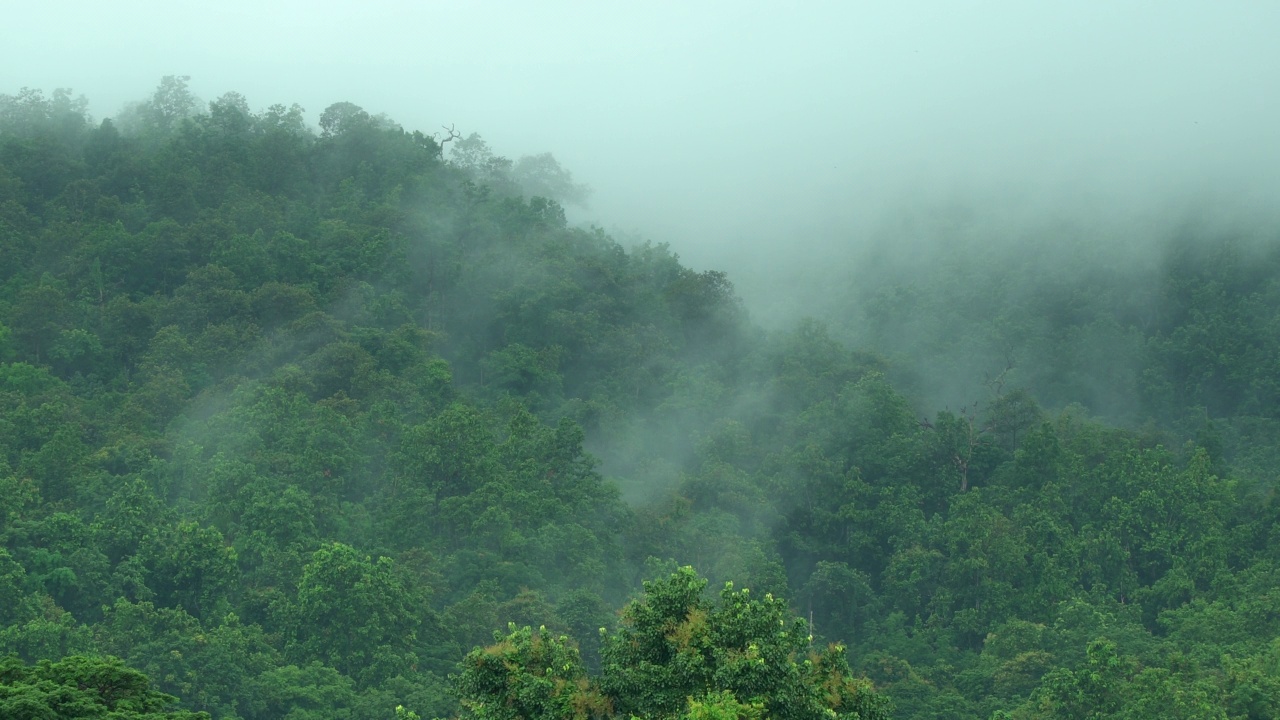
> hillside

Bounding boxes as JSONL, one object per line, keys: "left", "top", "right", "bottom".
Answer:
{"left": 2, "top": 78, "right": 1279, "bottom": 719}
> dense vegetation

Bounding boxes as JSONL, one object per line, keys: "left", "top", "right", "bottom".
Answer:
{"left": 1, "top": 77, "right": 1279, "bottom": 718}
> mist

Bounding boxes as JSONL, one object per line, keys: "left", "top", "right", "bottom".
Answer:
{"left": 9, "top": 4, "right": 1280, "bottom": 716}
{"left": 8, "top": 1, "right": 1278, "bottom": 476}
{"left": 7, "top": 2, "right": 1278, "bottom": 303}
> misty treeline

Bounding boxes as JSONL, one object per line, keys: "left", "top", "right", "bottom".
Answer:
{"left": 0, "top": 76, "right": 1278, "bottom": 719}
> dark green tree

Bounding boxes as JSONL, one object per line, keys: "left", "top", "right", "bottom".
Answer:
{"left": 287, "top": 543, "right": 424, "bottom": 686}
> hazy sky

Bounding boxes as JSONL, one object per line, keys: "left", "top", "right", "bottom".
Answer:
{"left": 4, "top": 2, "right": 1279, "bottom": 291}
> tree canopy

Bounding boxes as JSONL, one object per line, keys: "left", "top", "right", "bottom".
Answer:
{"left": 2, "top": 76, "right": 1280, "bottom": 718}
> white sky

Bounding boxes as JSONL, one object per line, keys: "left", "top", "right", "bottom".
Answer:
{"left": 4, "top": 1, "right": 1279, "bottom": 287}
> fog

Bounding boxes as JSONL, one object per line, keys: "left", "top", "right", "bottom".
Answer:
{"left": 5, "top": 1, "right": 1279, "bottom": 323}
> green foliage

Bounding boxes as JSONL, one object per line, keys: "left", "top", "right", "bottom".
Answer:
{"left": 0, "top": 654, "right": 208, "bottom": 718}
{"left": 95, "top": 600, "right": 278, "bottom": 718}
{"left": 4, "top": 77, "right": 1280, "bottom": 718}
{"left": 139, "top": 521, "right": 238, "bottom": 620}
{"left": 288, "top": 543, "right": 423, "bottom": 686}
{"left": 460, "top": 568, "right": 890, "bottom": 720}
{"left": 457, "top": 624, "right": 602, "bottom": 720}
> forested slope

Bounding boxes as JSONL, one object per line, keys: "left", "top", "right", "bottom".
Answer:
{"left": 1, "top": 78, "right": 1279, "bottom": 719}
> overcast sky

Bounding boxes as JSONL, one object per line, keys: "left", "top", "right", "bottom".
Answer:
{"left": 4, "top": 2, "right": 1279, "bottom": 296}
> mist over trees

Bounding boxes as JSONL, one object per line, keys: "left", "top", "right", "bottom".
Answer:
{"left": 1, "top": 76, "right": 1280, "bottom": 719}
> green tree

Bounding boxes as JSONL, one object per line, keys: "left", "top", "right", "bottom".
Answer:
{"left": 288, "top": 543, "right": 423, "bottom": 686}
{"left": 1018, "top": 638, "right": 1130, "bottom": 719}
{"left": 510, "top": 153, "right": 591, "bottom": 206}
{"left": 0, "top": 654, "right": 208, "bottom": 718}
{"left": 460, "top": 567, "right": 889, "bottom": 720}
{"left": 140, "top": 521, "right": 238, "bottom": 620}
{"left": 457, "top": 624, "right": 605, "bottom": 720}
{"left": 145, "top": 75, "right": 199, "bottom": 135}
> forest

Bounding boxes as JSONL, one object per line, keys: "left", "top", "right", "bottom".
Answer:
{"left": 1, "top": 77, "right": 1279, "bottom": 719}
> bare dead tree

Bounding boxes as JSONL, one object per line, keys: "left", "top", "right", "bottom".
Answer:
{"left": 924, "top": 357, "right": 1016, "bottom": 492}
{"left": 984, "top": 353, "right": 1016, "bottom": 397}
{"left": 954, "top": 404, "right": 984, "bottom": 492}
{"left": 923, "top": 402, "right": 995, "bottom": 493}
{"left": 436, "top": 123, "right": 461, "bottom": 157}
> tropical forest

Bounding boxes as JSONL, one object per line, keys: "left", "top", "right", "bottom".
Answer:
{"left": 1, "top": 77, "right": 1279, "bottom": 719}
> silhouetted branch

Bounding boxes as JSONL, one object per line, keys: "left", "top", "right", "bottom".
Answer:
{"left": 437, "top": 123, "right": 461, "bottom": 155}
